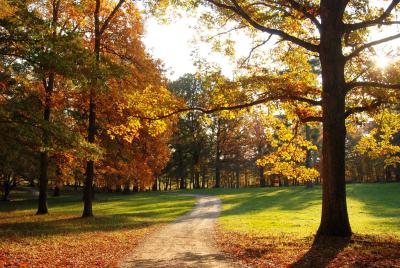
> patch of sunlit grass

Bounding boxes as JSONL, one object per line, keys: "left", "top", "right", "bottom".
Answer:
{"left": 192, "top": 183, "right": 400, "bottom": 238}
{"left": 208, "top": 183, "right": 400, "bottom": 267}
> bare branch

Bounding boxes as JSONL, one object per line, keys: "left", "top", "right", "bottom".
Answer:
{"left": 204, "top": 0, "right": 319, "bottom": 52}
{"left": 206, "top": 25, "right": 245, "bottom": 41}
{"left": 344, "top": 0, "right": 400, "bottom": 32}
{"left": 345, "top": 33, "right": 400, "bottom": 61}
{"left": 240, "top": 35, "right": 272, "bottom": 65}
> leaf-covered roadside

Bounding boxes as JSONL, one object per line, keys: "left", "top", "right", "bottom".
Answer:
{"left": 0, "top": 214, "right": 158, "bottom": 268}
{"left": 216, "top": 227, "right": 400, "bottom": 268}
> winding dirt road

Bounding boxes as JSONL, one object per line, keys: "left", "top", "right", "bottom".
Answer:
{"left": 119, "top": 195, "right": 239, "bottom": 268}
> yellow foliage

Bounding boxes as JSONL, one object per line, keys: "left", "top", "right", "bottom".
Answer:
{"left": 355, "top": 110, "right": 400, "bottom": 167}
{"left": 257, "top": 114, "right": 319, "bottom": 182}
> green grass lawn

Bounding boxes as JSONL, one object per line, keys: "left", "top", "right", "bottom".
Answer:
{"left": 190, "top": 183, "right": 400, "bottom": 238}
{"left": 2, "top": 183, "right": 399, "bottom": 267}
{"left": 1, "top": 191, "right": 196, "bottom": 236}
{"left": 187, "top": 183, "right": 400, "bottom": 267}
{"left": 0, "top": 190, "right": 196, "bottom": 267}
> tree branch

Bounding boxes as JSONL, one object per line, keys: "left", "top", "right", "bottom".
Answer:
{"left": 99, "top": 0, "right": 125, "bottom": 35}
{"left": 344, "top": 0, "right": 400, "bottom": 32}
{"left": 347, "top": 81, "right": 400, "bottom": 91}
{"left": 133, "top": 94, "right": 321, "bottom": 121}
{"left": 204, "top": 0, "right": 319, "bottom": 52}
{"left": 240, "top": 35, "right": 272, "bottom": 66}
{"left": 300, "top": 116, "right": 322, "bottom": 123}
{"left": 345, "top": 33, "right": 400, "bottom": 61}
{"left": 345, "top": 100, "right": 382, "bottom": 118}
{"left": 207, "top": 25, "right": 246, "bottom": 41}
{"left": 285, "top": 0, "right": 321, "bottom": 30}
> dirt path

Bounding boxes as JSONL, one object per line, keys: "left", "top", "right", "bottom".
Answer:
{"left": 119, "top": 195, "right": 239, "bottom": 268}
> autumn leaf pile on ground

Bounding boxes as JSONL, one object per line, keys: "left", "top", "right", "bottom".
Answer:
{"left": 0, "top": 192, "right": 196, "bottom": 267}
{"left": 216, "top": 229, "right": 400, "bottom": 268}
{"left": 0, "top": 218, "right": 156, "bottom": 268}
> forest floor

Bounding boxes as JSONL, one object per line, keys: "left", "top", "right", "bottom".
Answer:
{"left": 193, "top": 183, "right": 400, "bottom": 267}
{"left": 0, "top": 190, "right": 196, "bottom": 267}
{"left": 1, "top": 183, "right": 399, "bottom": 267}
{"left": 119, "top": 195, "right": 240, "bottom": 268}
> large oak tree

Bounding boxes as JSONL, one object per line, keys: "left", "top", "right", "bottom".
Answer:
{"left": 155, "top": 0, "right": 400, "bottom": 237}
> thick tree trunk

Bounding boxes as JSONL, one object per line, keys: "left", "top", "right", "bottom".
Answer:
{"left": 82, "top": 0, "right": 101, "bottom": 218}
{"left": 82, "top": 159, "right": 94, "bottom": 217}
{"left": 37, "top": 0, "right": 60, "bottom": 215}
{"left": 82, "top": 114, "right": 95, "bottom": 217}
{"left": 317, "top": 1, "right": 351, "bottom": 237}
{"left": 37, "top": 151, "right": 49, "bottom": 214}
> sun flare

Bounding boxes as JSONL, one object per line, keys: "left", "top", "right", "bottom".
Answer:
{"left": 375, "top": 54, "right": 392, "bottom": 69}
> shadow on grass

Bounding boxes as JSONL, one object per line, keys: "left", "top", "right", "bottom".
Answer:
{"left": 0, "top": 192, "right": 195, "bottom": 239}
{"left": 0, "top": 215, "right": 159, "bottom": 238}
{"left": 190, "top": 184, "right": 399, "bottom": 229}
{"left": 0, "top": 193, "right": 83, "bottom": 213}
{"left": 218, "top": 187, "right": 321, "bottom": 217}
{"left": 347, "top": 183, "right": 400, "bottom": 219}
{"left": 291, "top": 236, "right": 350, "bottom": 267}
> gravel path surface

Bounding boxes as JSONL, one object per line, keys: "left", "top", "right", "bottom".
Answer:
{"left": 119, "top": 195, "right": 239, "bottom": 268}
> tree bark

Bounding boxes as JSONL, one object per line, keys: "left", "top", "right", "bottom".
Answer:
{"left": 53, "top": 185, "right": 60, "bottom": 197}
{"left": 37, "top": 150, "right": 49, "bottom": 214}
{"left": 82, "top": 0, "right": 100, "bottom": 218}
{"left": 152, "top": 179, "right": 157, "bottom": 191}
{"left": 37, "top": 0, "right": 60, "bottom": 215}
{"left": 37, "top": 70, "right": 55, "bottom": 215}
{"left": 259, "top": 166, "right": 266, "bottom": 187}
{"left": 215, "top": 119, "right": 221, "bottom": 188}
{"left": 2, "top": 177, "right": 11, "bottom": 201}
{"left": 194, "top": 171, "right": 200, "bottom": 189}
{"left": 317, "top": 0, "right": 351, "bottom": 237}
{"left": 124, "top": 181, "right": 131, "bottom": 193}
{"left": 180, "top": 176, "right": 186, "bottom": 190}
{"left": 235, "top": 168, "right": 240, "bottom": 188}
